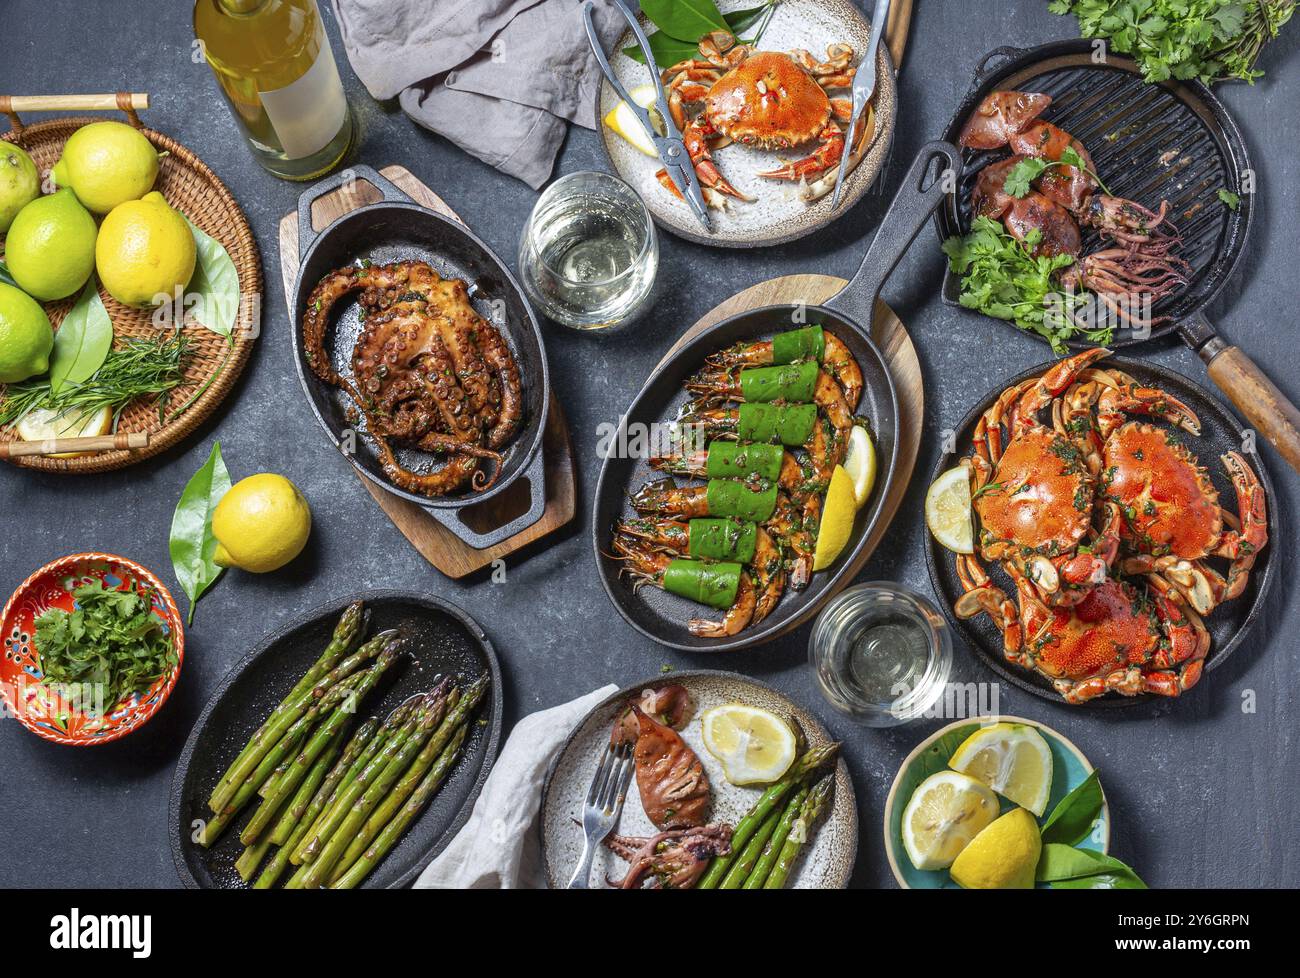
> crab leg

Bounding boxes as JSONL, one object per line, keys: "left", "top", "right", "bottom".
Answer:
{"left": 954, "top": 553, "right": 1021, "bottom": 657}
{"left": 759, "top": 122, "right": 845, "bottom": 182}
{"left": 1212, "top": 451, "right": 1268, "bottom": 601}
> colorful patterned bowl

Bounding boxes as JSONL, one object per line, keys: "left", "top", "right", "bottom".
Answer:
{"left": 1, "top": 552, "right": 184, "bottom": 745}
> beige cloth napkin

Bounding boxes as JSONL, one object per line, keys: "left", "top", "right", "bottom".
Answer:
{"left": 414, "top": 684, "right": 618, "bottom": 889}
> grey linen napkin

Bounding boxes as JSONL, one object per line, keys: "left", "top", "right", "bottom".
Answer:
{"left": 414, "top": 684, "right": 618, "bottom": 889}
{"left": 332, "top": 0, "right": 626, "bottom": 188}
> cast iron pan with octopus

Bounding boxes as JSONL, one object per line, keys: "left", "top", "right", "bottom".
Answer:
{"left": 290, "top": 164, "right": 550, "bottom": 549}
{"left": 170, "top": 590, "right": 503, "bottom": 887}
{"left": 925, "top": 356, "right": 1277, "bottom": 708}
{"left": 593, "top": 142, "right": 959, "bottom": 652}
{"left": 935, "top": 40, "right": 1300, "bottom": 475}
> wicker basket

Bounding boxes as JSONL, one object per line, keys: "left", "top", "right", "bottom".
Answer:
{"left": 0, "top": 93, "right": 261, "bottom": 474}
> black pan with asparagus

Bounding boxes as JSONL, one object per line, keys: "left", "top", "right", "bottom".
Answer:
{"left": 195, "top": 601, "right": 490, "bottom": 888}
{"left": 611, "top": 324, "right": 874, "bottom": 638}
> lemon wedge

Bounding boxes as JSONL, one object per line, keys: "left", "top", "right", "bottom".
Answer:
{"left": 812, "top": 464, "right": 857, "bottom": 571}
{"left": 900, "top": 770, "right": 1001, "bottom": 871}
{"left": 948, "top": 722, "right": 1054, "bottom": 817}
{"left": 950, "top": 808, "right": 1041, "bottom": 889}
{"left": 925, "top": 465, "right": 975, "bottom": 554}
{"left": 843, "top": 424, "right": 877, "bottom": 509}
{"left": 701, "top": 703, "right": 797, "bottom": 785}
{"left": 603, "top": 83, "right": 664, "bottom": 157}
{"left": 15, "top": 404, "right": 112, "bottom": 457}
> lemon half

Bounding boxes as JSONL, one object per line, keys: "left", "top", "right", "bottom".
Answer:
{"left": 701, "top": 703, "right": 797, "bottom": 785}
{"left": 948, "top": 722, "right": 1054, "bottom": 817}
{"left": 926, "top": 465, "right": 975, "bottom": 554}
{"left": 812, "top": 464, "right": 857, "bottom": 571}
{"left": 15, "top": 405, "right": 112, "bottom": 457}
{"left": 900, "top": 770, "right": 1000, "bottom": 871}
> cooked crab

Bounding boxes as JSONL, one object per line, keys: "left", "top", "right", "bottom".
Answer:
{"left": 659, "top": 31, "right": 860, "bottom": 202}
{"left": 1061, "top": 366, "right": 1269, "bottom": 615}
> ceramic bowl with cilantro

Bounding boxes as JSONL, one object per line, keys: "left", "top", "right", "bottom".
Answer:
{"left": 1, "top": 553, "right": 184, "bottom": 745}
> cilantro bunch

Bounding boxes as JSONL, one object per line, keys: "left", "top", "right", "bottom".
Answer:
{"left": 1049, "top": 0, "right": 1295, "bottom": 84}
{"left": 34, "top": 578, "right": 178, "bottom": 715}
{"left": 942, "top": 217, "right": 1111, "bottom": 352}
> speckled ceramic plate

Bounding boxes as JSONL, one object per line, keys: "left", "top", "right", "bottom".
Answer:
{"left": 0, "top": 552, "right": 184, "bottom": 746}
{"left": 541, "top": 670, "right": 856, "bottom": 888}
{"left": 598, "top": 0, "right": 896, "bottom": 247}
{"left": 882, "top": 717, "right": 1110, "bottom": 889}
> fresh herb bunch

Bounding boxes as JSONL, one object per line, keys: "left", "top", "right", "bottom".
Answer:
{"left": 1049, "top": 0, "right": 1295, "bottom": 84}
{"left": 943, "top": 216, "right": 1110, "bottom": 352}
{"left": 34, "top": 578, "right": 178, "bottom": 715}
{"left": 0, "top": 330, "right": 192, "bottom": 429}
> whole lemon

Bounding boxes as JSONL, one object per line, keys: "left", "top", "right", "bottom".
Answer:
{"left": 52, "top": 121, "right": 158, "bottom": 214}
{"left": 212, "top": 474, "right": 312, "bottom": 573}
{"left": 96, "top": 191, "right": 196, "bottom": 307}
{"left": 0, "top": 282, "right": 55, "bottom": 383}
{"left": 0, "top": 142, "right": 40, "bottom": 233}
{"left": 4, "top": 188, "right": 98, "bottom": 301}
{"left": 949, "top": 808, "right": 1042, "bottom": 890}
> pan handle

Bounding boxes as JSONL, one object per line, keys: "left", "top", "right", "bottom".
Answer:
{"left": 296, "top": 163, "right": 413, "bottom": 256}
{"left": 1198, "top": 333, "right": 1300, "bottom": 473}
{"left": 972, "top": 45, "right": 1028, "bottom": 88}
{"left": 825, "top": 140, "right": 959, "bottom": 325}
{"left": 422, "top": 444, "right": 549, "bottom": 551}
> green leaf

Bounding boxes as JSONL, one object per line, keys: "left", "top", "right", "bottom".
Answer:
{"left": 623, "top": 29, "right": 700, "bottom": 65}
{"left": 1041, "top": 770, "right": 1104, "bottom": 846}
{"left": 184, "top": 218, "right": 239, "bottom": 339}
{"left": 1036, "top": 842, "right": 1147, "bottom": 888}
{"left": 1217, "top": 188, "right": 1240, "bottom": 210}
{"left": 1002, "top": 157, "right": 1049, "bottom": 198}
{"left": 639, "top": 0, "right": 728, "bottom": 42}
{"left": 169, "top": 441, "right": 231, "bottom": 626}
{"left": 49, "top": 279, "right": 113, "bottom": 394}
{"left": 0, "top": 260, "right": 16, "bottom": 288}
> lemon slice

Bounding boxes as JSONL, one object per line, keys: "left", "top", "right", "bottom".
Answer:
{"left": 925, "top": 465, "right": 975, "bottom": 554}
{"left": 701, "top": 703, "right": 797, "bottom": 785}
{"left": 950, "top": 808, "right": 1041, "bottom": 889}
{"left": 603, "top": 84, "right": 665, "bottom": 157}
{"left": 900, "top": 770, "right": 1001, "bottom": 871}
{"left": 15, "top": 404, "right": 112, "bottom": 457}
{"left": 948, "top": 722, "right": 1054, "bottom": 817}
{"left": 843, "top": 424, "right": 877, "bottom": 509}
{"left": 812, "top": 464, "right": 857, "bottom": 571}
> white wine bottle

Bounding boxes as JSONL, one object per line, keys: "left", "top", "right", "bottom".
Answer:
{"left": 193, "top": 0, "right": 353, "bottom": 180}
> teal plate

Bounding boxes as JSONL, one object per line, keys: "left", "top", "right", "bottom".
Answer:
{"left": 883, "top": 716, "right": 1110, "bottom": 889}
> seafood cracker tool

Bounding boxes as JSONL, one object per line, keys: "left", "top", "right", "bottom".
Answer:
{"left": 830, "top": 0, "right": 891, "bottom": 211}
{"left": 582, "top": 0, "right": 711, "bottom": 231}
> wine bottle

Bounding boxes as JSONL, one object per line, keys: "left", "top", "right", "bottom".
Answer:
{"left": 193, "top": 0, "right": 353, "bottom": 180}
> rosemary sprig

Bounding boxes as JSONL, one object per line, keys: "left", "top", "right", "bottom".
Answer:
{"left": 0, "top": 330, "right": 192, "bottom": 429}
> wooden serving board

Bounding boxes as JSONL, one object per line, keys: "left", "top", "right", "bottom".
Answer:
{"left": 661, "top": 274, "right": 922, "bottom": 596}
{"left": 277, "top": 165, "right": 575, "bottom": 578}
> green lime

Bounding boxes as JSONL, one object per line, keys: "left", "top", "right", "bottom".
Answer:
{"left": 0, "top": 142, "right": 40, "bottom": 233}
{"left": 0, "top": 282, "right": 54, "bottom": 383}
{"left": 51, "top": 121, "right": 158, "bottom": 215}
{"left": 4, "top": 188, "right": 98, "bottom": 301}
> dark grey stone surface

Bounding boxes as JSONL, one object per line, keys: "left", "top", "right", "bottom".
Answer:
{"left": 1, "top": 0, "right": 1296, "bottom": 889}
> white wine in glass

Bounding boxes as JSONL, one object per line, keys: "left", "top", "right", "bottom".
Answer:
{"left": 193, "top": 0, "right": 353, "bottom": 180}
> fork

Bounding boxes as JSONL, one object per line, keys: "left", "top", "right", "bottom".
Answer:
{"left": 567, "top": 741, "right": 636, "bottom": 889}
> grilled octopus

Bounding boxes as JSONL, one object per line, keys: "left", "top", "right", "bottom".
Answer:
{"left": 960, "top": 91, "right": 1188, "bottom": 327}
{"left": 302, "top": 260, "right": 524, "bottom": 496}
{"left": 604, "top": 824, "right": 733, "bottom": 889}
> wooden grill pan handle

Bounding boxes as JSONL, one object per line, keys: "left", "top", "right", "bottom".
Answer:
{"left": 1202, "top": 339, "right": 1300, "bottom": 473}
{"left": 0, "top": 93, "right": 149, "bottom": 132}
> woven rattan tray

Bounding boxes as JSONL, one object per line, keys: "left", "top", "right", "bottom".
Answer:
{"left": 0, "top": 93, "right": 261, "bottom": 473}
